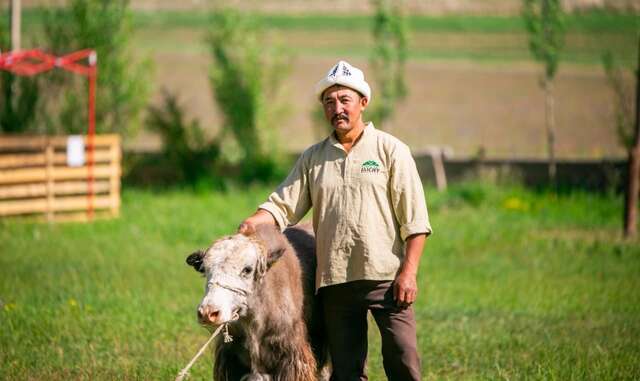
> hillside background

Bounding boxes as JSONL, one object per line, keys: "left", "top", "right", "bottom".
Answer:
{"left": 18, "top": 0, "right": 640, "bottom": 13}
{"left": 7, "top": 0, "right": 639, "bottom": 159}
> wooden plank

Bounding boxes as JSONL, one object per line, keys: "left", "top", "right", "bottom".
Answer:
{"left": 0, "top": 197, "right": 47, "bottom": 215}
{"left": 0, "top": 153, "right": 45, "bottom": 168}
{"left": 54, "top": 149, "right": 116, "bottom": 165}
{"left": 0, "top": 183, "right": 45, "bottom": 198}
{"left": 55, "top": 180, "right": 111, "bottom": 195}
{"left": 0, "top": 209, "right": 115, "bottom": 222}
{"left": 0, "top": 165, "right": 119, "bottom": 184}
{"left": 0, "top": 149, "right": 119, "bottom": 169}
{"left": 0, "top": 181, "right": 112, "bottom": 199}
{"left": 0, "top": 195, "right": 116, "bottom": 216}
{"left": 0, "top": 134, "right": 120, "bottom": 150}
{"left": 0, "top": 149, "right": 116, "bottom": 169}
{"left": 0, "top": 167, "right": 46, "bottom": 183}
{"left": 0, "top": 135, "right": 48, "bottom": 149}
{"left": 50, "top": 134, "right": 120, "bottom": 148}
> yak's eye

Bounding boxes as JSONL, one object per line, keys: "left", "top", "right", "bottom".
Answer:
{"left": 241, "top": 266, "right": 253, "bottom": 276}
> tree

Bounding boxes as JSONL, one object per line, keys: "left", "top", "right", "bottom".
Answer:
{"left": 309, "top": 0, "right": 409, "bottom": 137}
{"left": 603, "top": 40, "right": 640, "bottom": 238}
{"left": 368, "top": 0, "right": 409, "bottom": 130}
{"left": 522, "top": 0, "right": 565, "bottom": 184}
{"left": 39, "top": 0, "right": 150, "bottom": 136}
{"left": 602, "top": 52, "right": 635, "bottom": 151}
{"left": 0, "top": 14, "right": 41, "bottom": 133}
{"left": 206, "top": 9, "right": 289, "bottom": 183}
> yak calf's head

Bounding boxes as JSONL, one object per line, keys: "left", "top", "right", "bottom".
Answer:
{"left": 186, "top": 226, "right": 285, "bottom": 326}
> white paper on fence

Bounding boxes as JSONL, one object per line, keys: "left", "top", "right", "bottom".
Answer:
{"left": 67, "top": 135, "right": 85, "bottom": 167}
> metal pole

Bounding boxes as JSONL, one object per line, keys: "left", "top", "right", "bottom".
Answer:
{"left": 10, "top": 0, "right": 21, "bottom": 51}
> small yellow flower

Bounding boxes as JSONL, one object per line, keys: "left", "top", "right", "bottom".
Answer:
{"left": 68, "top": 298, "right": 78, "bottom": 307}
{"left": 3, "top": 303, "right": 16, "bottom": 312}
{"left": 503, "top": 197, "right": 529, "bottom": 212}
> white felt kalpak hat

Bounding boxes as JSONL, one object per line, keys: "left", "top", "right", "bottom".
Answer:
{"left": 314, "top": 60, "right": 372, "bottom": 103}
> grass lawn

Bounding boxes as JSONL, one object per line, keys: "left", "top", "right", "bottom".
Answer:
{"left": 129, "top": 10, "right": 636, "bottom": 66}
{"left": 1, "top": 183, "right": 639, "bottom": 380}
{"left": 18, "top": 9, "right": 638, "bottom": 65}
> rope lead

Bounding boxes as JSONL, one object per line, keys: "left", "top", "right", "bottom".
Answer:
{"left": 174, "top": 324, "right": 225, "bottom": 381}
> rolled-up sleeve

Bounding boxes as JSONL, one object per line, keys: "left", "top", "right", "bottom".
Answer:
{"left": 258, "top": 152, "right": 312, "bottom": 230}
{"left": 389, "top": 144, "right": 432, "bottom": 241}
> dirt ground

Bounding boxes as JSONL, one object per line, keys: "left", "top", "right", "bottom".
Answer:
{"left": 141, "top": 46, "right": 625, "bottom": 160}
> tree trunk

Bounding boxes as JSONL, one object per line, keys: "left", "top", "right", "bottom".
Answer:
{"left": 544, "top": 77, "right": 557, "bottom": 185}
{"left": 623, "top": 35, "right": 640, "bottom": 239}
{"left": 625, "top": 147, "right": 640, "bottom": 238}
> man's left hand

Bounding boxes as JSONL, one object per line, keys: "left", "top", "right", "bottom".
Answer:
{"left": 393, "top": 269, "right": 418, "bottom": 308}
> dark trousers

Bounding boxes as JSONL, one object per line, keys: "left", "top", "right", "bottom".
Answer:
{"left": 319, "top": 280, "right": 422, "bottom": 381}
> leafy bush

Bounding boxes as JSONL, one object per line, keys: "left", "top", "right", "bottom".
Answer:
{"left": 40, "top": 0, "right": 151, "bottom": 136}
{"left": 0, "top": 19, "right": 41, "bottom": 133}
{"left": 206, "top": 9, "right": 289, "bottom": 183}
{"left": 145, "top": 89, "right": 222, "bottom": 188}
{"left": 601, "top": 51, "right": 635, "bottom": 151}
{"left": 368, "top": 0, "right": 409, "bottom": 129}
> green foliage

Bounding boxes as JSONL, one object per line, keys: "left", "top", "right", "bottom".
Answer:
{"left": 206, "top": 9, "right": 289, "bottom": 183}
{"left": 522, "top": 0, "right": 566, "bottom": 80}
{"left": 145, "top": 89, "right": 222, "bottom": 187}
{"left": 1, "top": 184, "right": 639, "bottom": 379}
{"left": 0, "top": 19, "right": 41, "bottom": 133}
{"left": 39, "top": 0, "right": 151, "bottom": 136}
{"left": 368, "top": 0, "right": 409, "bottom": 127}
{"left": 601, "top": 51, "right": 636, "bottom": 150}
{"left": 126, "top": 9, "right": 637, "bottom": 35}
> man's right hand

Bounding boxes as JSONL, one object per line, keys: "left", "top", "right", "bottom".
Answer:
{"left": 238, "top": 221, "right": 255, "bottom": 235}
{"left": 238, "top": 209, "right": 277, "bottom": 235}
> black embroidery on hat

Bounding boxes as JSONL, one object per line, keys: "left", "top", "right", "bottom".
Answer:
{"left": 342, "top": 65, "right": 351, "bottom": 76}
{"left": 329, "top": 64, "right": 339, "bottom": 78}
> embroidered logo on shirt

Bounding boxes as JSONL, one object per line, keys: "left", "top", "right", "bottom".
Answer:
{"left": 361, "top": 160, "right": 381, "bottom": 173}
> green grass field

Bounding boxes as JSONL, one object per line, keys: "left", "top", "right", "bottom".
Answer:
{"left": 19, "top": 9, "right": 638, "bottom": 65}
{"left": 131, "top": 10, "right": 636, "bottom": 66}
{"left": 1, "top": 183, "right": 639, "bottom": 380}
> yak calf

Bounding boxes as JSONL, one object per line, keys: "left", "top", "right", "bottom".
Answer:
{"left": 186, "top": 224, "right": 327, "bottom": 381}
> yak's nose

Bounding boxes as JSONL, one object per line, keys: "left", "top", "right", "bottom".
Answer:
{"left": 197, "top": 305, "right": 221, "bottom": 325}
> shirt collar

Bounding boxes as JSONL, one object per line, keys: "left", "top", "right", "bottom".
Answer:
{"left": 328, "top": 122, "right": 375, "bottom": 151}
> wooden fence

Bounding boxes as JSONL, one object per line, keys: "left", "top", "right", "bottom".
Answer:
{"left": 0, "top": 134, "right": 121, "bottom": 222}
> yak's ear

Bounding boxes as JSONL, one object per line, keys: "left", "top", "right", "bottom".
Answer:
{"left": 266, "top": 247, "right": 285, "bottom": 269}
{"left": 186, "top": 250, "right": 206, "bottom": 273}
{"left": 256, "top": 247, "right": 285, "bottom": 280}
{"left": 252, "top": 224, "right": 285, "bottom": 268}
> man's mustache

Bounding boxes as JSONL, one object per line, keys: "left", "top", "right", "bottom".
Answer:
{"left": 332, "top": 113, "right": 349, "bottom": 124}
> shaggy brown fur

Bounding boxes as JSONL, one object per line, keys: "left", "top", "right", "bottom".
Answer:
{"left": 188, "top": 224, "right": 327, "bottom": 381}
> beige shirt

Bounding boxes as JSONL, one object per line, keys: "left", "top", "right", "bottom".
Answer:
{"left": 259, "top": 123, "right": 432, "bottom": 290}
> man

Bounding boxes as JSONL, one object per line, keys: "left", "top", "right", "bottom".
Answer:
{"left": 239, "top": 60, "right": 432, "bottom": 381}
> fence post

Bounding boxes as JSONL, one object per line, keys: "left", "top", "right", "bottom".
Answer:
{"left": 427, "top": 146, "right": 448, "bottom": 191}
{"left": 109, "top": 137, "right": 120, "bottom": 217}
{"left": 45, "top": 140, "right": 54, "bottom": 221}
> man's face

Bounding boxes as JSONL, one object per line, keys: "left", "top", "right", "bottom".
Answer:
{"left": 322, "top": 85, "right": 368, "bottom": 133}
